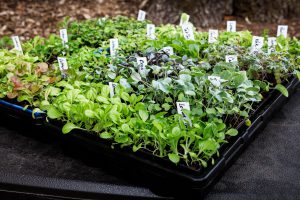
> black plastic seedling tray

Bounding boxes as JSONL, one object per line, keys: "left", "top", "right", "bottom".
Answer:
{"left": 44, "top": 77, "right": 299, "bottom": 197}
{"left": 0, "top": 77, "right": 298, "bottom": 199}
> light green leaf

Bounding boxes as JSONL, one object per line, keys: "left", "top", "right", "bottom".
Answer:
{"left": 225, "top": 128, "right": 238, "bottom": 136}
{"left": 32, "top": 108, "right": 44, "bottom": 119}
{"left": 206, "top": 108, "right": 216, "bottom": 115}
{"left": 101, "top": 85, "right": 110, "bottom": 97}
{"left": 47, "top": 106, "right": 63, "bottom": 119}
{"left": 100, "top": 132, "right": 113, "bottom": 139}
{"left": 168, "top": 153, "right": 180, "bottom": 164}
{"left": 275, "top": 84, "right": 289, "bottom": 97}
{"left": 179, "top": 74, "right": 191, "bottom": 82}
{"left": 62, "top": 122, "right": 79, "bottom": 134}
{"left": 96, "top": 96, "right": 110, "bottom": 104}
{"left": 162, "top": 103, "right": 171, "bottom": 111}
{"left": 171, "top": 126, "right": 181, "bottom": 137}
{"left": 121, "top": 124, "right": 132, "bottom": 133}
{"left": 152, "top": 120, "right": 162, "bottom": 132}
{"left": 131, "top": 71, "right": 141, "bottom": 82}
{"left": 121, "top": 92, "right": 130, "bottom": 102}
{"left": 245, "top": 119, "right": 252, "bottom": 126}
{"left": 84, "top": 110, "right": 95, "bottom": 118}
{"left": 139, "top": 110, "right": 149, "bottom": 122}
{"left": 185, "top": 90, "right": 196, "bottom": 96}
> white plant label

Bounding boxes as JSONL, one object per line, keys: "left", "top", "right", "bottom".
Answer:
{"left": 11, "top": 36, "right": 23, "bottom": 53}
{"left": 176, "top": 102, "right": 191, "bottom": 126}
{"left": 179, "top": 14, "right": 190, "bottom": 26}
{"left": 268, "top": 37, "right": 277, "bottom": 54}
{"left": 208, "top": 29, "right": 218, "bottom": 43}
{"left": 136, "top": 57, "right": 147, "bottom": 74}
{"left": 109, "top": 82, "right": 118, "bottom": 98}
{"left": 57, "top": 57, "right": 68, "bottom": 71}
{"left": 181, "top": 23, "right": 194, "bottom": 40}
{"left": 227, "top": 21, "right": 236, "bottom": 32}
{"left": 277, "top": 25, "right": 288, "bottom": 38}
{"left": 146, "top": 24, "right": 155, "bottom": 40}
{"left": 225, "top": 55, "right": 238, "bottom": 63}
{"left": 162, "top": 46, "right": 174, "bottom": 56}
{"left": 60, "top": 29, "right": 68, "bottom": 47}
{"left": 208, "top": 76, "right": 221, "bottom": 87}
{"left": 98, "top": 17, "right": 106, "bottom": 25}
{"left": 176, "top": 102, "right": 190, "bottom": 116}
{"left": 251, "top": 36, "right": 264, "bottom": 53}
{"left": 137, "top": 10, "right": 146, "bottom": 21}
{"left": 109, "top": 38, "right": 119, "bottom": 57}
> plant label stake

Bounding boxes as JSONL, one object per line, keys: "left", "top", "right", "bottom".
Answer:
{"left": 277, "top": 25, "right": 288, "bottom": 38}
{"left": 109, "top": 38, "right": 119, "bottom": 57}
{"left": 147, "top": 24, "right": 156, "bottom": 40}
{"left": 57, "top": 57, "right": 68, "bottom": 77}
{"left": 251, "top": 36, "right": 264, "bottom": 54}
{"left": 137, "top": 57, "right": 147, "bottom": 74}
{"left": 162, "top": 46, "right": 174, "bottom": 56}
{"left": 225, "top": 55, "right": 238, "bottom": 63}
{"left": 179, "top": 13, "right": 190, "bottom": 26}
{"left": 137, "top": 10, "right": 146, "bottom": 21}
{"left": 176, "top": 102, "right": 192, "bottom": 126}
{"left": 227, "top": 21, "right": 236, "bottom": 32}
{"left": 181, "top": 23, "right": 194, "bottom": 40}
{"left": 109, "top": 82, "right": 118, "bottom": 98}
{"left": 98, "top": 17, "right": 106, "bottom": 25}
{"left": 60, "top": 29, "right": 68, "bottom": 48}
{"left": 268, "top": 37, "right": 277, "bottom": 54}
{"left": 208, "top": 29, "right": 218, "bottom": 43}
{"left": 11, "top": 36, "right": 23, "bottom": 54}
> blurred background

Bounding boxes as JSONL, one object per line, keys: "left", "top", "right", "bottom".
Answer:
{"left": 1, "top": 0, "right": 300, "bottom": 40}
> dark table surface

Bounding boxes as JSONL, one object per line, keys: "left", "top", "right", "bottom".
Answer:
{"left": 0, "top": 86, "right": 299, "bottom": 200}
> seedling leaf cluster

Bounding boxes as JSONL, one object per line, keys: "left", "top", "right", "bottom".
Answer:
{"left": 0, "top": 16, "right": 299, "bottom": 168}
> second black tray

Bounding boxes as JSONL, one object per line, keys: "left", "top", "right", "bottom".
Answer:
{"left": 0, "top": 77, "right": 298, "bottom": 198}
{"left": 42, "top": 77, "right": 299, "bottom": 197}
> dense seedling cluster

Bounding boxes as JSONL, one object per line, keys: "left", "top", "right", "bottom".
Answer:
{"left": 0, "top": 15, "right": 299, "bottom": 168}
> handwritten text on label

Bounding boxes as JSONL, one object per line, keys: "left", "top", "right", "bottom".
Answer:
{"left": 181, "top": 23, "right": 195, "bottom": 40}
{"left": 136, "top": 57, "right": 147, "bottom": 74}
{"left": 227, "top": 21, "right": 236, "bottom": 32}
{"left": 137, "top": 10, "right": 146, "bottom": 21}
{"left": 225, "top": 55, "right": 238, "bottom": 63}
{"left": 109, "top": 38, "right": 119, "bottom": 57}
{"left": 60, "top": 29, "right": 68, "bottom": 47}
{"left": 11, "top": 36, "right": 23, "bottom": 53}
{"left": 208, "top": 76, "right": 221, "bottom": 87}
{"left": 176, "top": 102, "right": 191, "bottom": 126}
{"left": 208, "top": 29, "right": 218, "bottom": 43}
{"left": 268, "top": 37, "right": 277, "bottom": 54}
{"left": 251, "top": 36, "right": 264, "bottom": 53}
{"left": 57, "top": 57, "right": 68, "bottom": 71}
{"left": 146, "top": 24, "right": 155, "bottom": 40}
{"left": 162, "top": 46, "right": 174, "bottom": 56}
{"left": 109, "top": 82, "right": 118, "bottom": 98}
{"left": 277, "top": 25, "right": 288, "bottom": 38}
{"left": 176, "top": 102, "right": 190, "bottom": 116}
